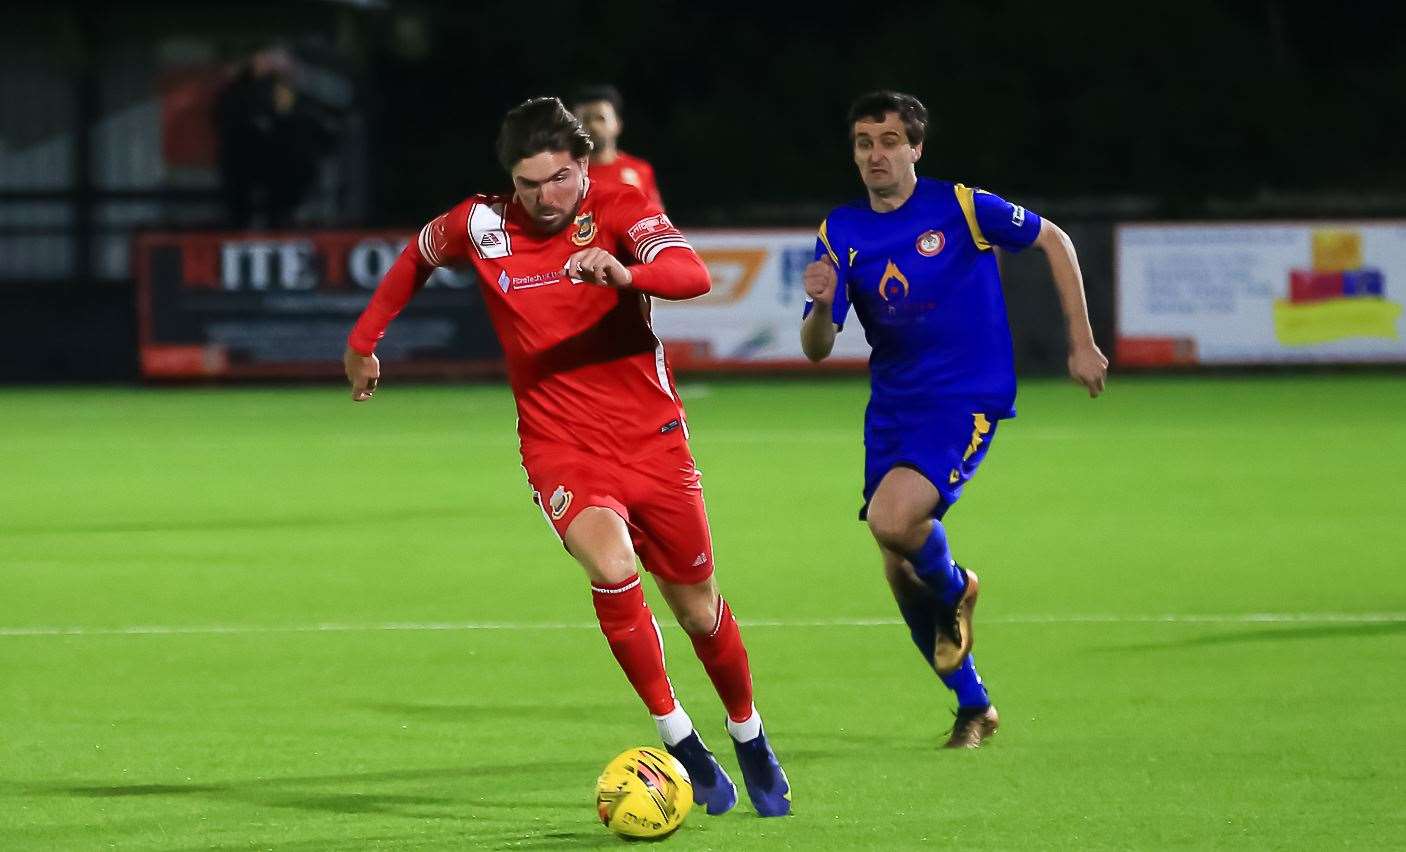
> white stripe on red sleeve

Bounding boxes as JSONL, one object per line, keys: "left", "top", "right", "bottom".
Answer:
{"left": 639, "top": 238, "right": 693, "bottom": 263}
{"left": 418, "top": 222, "right": 442, "bottom": 267}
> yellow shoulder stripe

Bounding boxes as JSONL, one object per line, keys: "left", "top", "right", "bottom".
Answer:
{"left": 817, "top": 219, "right": 841, "bottom": 266}
{"left": 953, "top": 183, "right": 991, "bottom": 252}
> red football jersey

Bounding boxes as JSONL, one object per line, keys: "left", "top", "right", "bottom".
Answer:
{"left": 349, "top": 181, "right": 708, "bottom": 462}
{"left": 587, "top": 152, "right": 663, "bottom": 209}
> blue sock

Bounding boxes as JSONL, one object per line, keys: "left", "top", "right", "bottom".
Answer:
{"left": 940, "top": 654, "right": 990, "bottom": 709}
{"left": 907, "top": 521, "right": 966, "bottom": 607}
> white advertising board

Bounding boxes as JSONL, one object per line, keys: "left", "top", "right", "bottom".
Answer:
{"left": 1116, "top": 222, "right": 1406, "bottom": 365}
{"left": 651, "top": 229, "right": 870, "bottom": 368}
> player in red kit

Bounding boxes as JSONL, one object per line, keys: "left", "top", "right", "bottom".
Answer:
{"left": 343, "top": 97, "right": 790, "bottom": 818}
{"left": 570, "top": 85, "right": 665, "bottom": 209}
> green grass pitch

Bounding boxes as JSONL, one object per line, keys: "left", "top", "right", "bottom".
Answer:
{"left": 2, "top": 375, "right": 1403, "bottom": 849}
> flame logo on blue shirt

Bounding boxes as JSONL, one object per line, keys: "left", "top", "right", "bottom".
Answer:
{"left": 879, "top": 259, "right": 910, "bottom": 302}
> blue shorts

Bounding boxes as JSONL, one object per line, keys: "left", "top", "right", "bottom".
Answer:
{"left": 860, "top": 409, "right": 1002, "bottom": 521}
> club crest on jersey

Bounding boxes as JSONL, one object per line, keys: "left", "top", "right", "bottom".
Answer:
{"left": 549, "top": 485, "right": 573, "bottom": 520}
{"left": 917, "top": 230, "right": 946, "bottom": 257}
{"left": 570, "top": 212, "right": 597, "bottom": 246}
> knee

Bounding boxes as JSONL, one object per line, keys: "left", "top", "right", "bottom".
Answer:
{"left": 566, "top": 507, "right": 638, "bottom": 586}
{"left": 676, "top": 597, "right": 720, "bottom": 637}
{"left": 583, "top": 551, "right": 639, "bottom": 587}
{"left": 867, "top": 510, "right": 920, "bottom": 554}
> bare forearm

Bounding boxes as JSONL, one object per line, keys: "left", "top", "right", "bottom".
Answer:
{"left": 800, "top": 305, "right": 837, "bottom": 362}
{"left": 1039, "top": 222, "right": 1096, "bottom": 349}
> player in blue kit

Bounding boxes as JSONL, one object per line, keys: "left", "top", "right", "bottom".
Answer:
{"left": 800, "top": 91, "right": 1108, "bottom": 748}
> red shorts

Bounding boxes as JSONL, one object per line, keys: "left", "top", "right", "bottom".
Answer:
{"left": 522, "top": 440, "right": 715, "bottom": 585}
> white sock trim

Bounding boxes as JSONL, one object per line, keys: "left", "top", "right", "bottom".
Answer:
{"left": 653, "top": 704, "right": 694, "bottom": 747}
{"left": 591, "top": 576, "right": 641, "bottom": 594}
{"left": 726, "top": 705, "right": 762, "bottom": 743}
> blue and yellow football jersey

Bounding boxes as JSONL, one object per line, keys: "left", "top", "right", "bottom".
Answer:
{"left": 805, "top": 177, "right": 1042, "bottom": 419}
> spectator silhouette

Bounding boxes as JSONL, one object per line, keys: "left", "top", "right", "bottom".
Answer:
{"left": 217, "top": 49, "right": 334, "bottom": 229}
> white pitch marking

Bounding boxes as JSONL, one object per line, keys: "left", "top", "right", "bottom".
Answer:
{"left": 0, "top": 612, "right": 1403, "bottom": 638}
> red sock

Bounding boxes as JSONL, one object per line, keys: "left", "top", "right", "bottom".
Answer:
{"left": 689, "top": 597, "right": 754, "bottom": 722}
{"left": 591, "top": 575, "right": 676, "bottom": 716}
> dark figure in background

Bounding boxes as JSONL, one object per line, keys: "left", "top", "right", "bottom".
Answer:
{"left": 217, "top": 50, "right": 335, "bottom": 229}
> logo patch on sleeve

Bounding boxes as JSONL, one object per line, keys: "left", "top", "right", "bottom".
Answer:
{"left": 1011, "top": 205, "right": 1026, "bottom": 227}
{"left": 628, "top": 214, "right": 672, "bottom": 241}
{"left": 469, "top": 202, "right": 511, "bottom": 259}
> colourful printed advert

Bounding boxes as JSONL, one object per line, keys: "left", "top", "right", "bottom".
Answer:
{"left": 1116, "top": 222, "right": 1406, "bottom": 365}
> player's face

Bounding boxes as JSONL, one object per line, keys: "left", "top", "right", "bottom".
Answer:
{"left": 511, "top": 151, "right": 589, "bottom": 233}
{"left": 573, "top": 100, "right": 621, "bottom": 150}
{"left": 852, "top": 112, "right": 922, "bottom": 194}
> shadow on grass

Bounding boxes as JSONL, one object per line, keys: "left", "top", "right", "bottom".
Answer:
{"left": 10, "top": 762, "right": 613, "bottom": 850}
{"left": 1103, "top": 620, "right": 1406, "bottom": 652}
{"left": 489, "top": 829, "right": 621, "bottom": 848}
{"left": 11, "top": 758, "right": 592, "bottom": 811}
{"left": 164, "top": 825, "right": 620, "bottom": 852}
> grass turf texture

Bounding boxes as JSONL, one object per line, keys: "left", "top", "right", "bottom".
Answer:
{"left": 1, "top": 375, "right": 1403, "bottom": 850}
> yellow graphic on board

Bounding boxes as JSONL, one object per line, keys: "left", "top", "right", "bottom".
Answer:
{"left": 1272, "top": 298, "right": 1402, "bottom": 346}
{"left": 1274, "top": 228, "right": 1399, "bottom": 345}
{"left": 1311, "top": 229, "right": 1362, "bottom": 272}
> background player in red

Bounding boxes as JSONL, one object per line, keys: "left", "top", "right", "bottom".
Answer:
{"left": 570, "top": 85, "right": 665, "bottom": 209}
{"left": 342, "top": 97, "right": 789, "bottom": 817}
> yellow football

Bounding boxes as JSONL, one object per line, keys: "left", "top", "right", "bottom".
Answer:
{"left": 595, "top": 746, "right": 693, "bottom": 840}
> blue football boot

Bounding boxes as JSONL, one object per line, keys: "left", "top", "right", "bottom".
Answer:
{"left": 731, "top": 726, "right": 791, "bottom": 816}
{"left": 666, "top": 731, "right": 738, "bottom": 815}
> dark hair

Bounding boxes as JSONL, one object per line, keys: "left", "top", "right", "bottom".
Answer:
{"left": 568, "top": 84, "right": 624, "bottom": 114}
{"left": 495, "top": 97, "right": 594, "bottom": 172}
{"left": 847, "top": 90, "right": 928, "bottom": 146}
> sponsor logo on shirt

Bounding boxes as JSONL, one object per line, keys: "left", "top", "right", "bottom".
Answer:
{"left": 628, "top": 214, "right": 673, "bottom": 241}
{"left": 500, "top": 270, "right": 563, "bottom": 291}
{"left": 479, "top": 232, "right": 502, "bottom": 248}
{"left": 570, "top": 212, "right": 597, "bottom": 246}
{"left": 659, "top": 419, "right": 681, "bottom": 434}
{"left": 878, "top": 259, "right": 911, "bottom": 302}
{"left": 916, "top": 230, "right": 946, "bottom": 257}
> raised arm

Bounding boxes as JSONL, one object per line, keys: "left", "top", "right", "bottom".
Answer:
{"left": 800, "top": 259, "right": 839, "bottom": 362}
{"left": 1033, "top": 218, "right": 1108, "bottom": 397}
{"left": 564, "top": 193, "right": 711, "bottom": 299}
{"left": 564, "top": 243, "right": 711, "bottom": 300}
{"left": 624, "top": 247, "right": 710, "bottom": 299}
